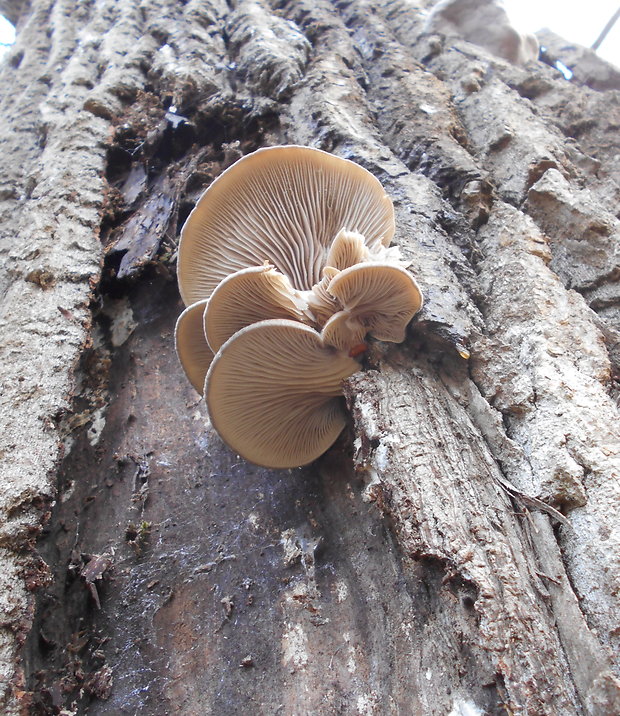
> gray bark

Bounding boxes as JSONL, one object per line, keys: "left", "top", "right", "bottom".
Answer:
{"left": 0, "top": 0, "right": 619, "bottom": 714}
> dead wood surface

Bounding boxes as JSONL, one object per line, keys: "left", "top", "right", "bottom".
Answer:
{"left": 0, "top": 0, "right": 619, "bottom": 714}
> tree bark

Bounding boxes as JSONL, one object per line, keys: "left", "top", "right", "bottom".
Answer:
{"left": 0, "top": 0, "right": 619, "bottom": 714}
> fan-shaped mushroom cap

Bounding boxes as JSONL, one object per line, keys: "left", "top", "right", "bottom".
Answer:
{"left": 177, "top": 145, "right": 395, "bottom": 305}
{"left": 321, "top": 310, "right": 367, "bottom": 353}
{"left": 204, "top": 265, "right": 311, "bottom": 353}
{"left": 175, "top": 299, "right": 214, "bottom": 394}
{"left": 328, "top": 263, "right": 423, "bottom": 344}
{"left": 205, "top": 319, "right": 360, "bottom": 469}
{"left": 325, "top": 229, "right": 370, "bottom": 270}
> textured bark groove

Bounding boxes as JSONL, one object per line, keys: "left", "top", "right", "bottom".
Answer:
{"left": 0, "top": 0, "right": 618, "bottom": 714}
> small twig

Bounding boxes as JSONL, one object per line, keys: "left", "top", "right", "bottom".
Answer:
{"left": 329, "top": 644, "right": 346, "bottom": 669}
{"left": 592, "top": 6, "right": 620, "bottom": 50}
{"left": 494, "top": 474, "right": 570, "bottom": 527}
{"left": 536, "top": 571, "right": 561, "bottom": 585}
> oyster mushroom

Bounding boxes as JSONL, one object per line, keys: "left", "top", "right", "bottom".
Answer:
{"left": 205, "top": 319, "right": 360, "bottom": 468}
{"left": 175, "top": 299, "right": 214, "bottom": 394}
{"left": 325, "top": 229, "right": 370, "bottom": 270}
{"left": 323, "top": 263, "right": 423, "bottom": 349}
{"left": 175, "top": 145, "right": 425, "bottom": 468}
{"left": 177, "top": 145, "right": 395, "bottom": 305}
{"left": 204, "top": 265, "right": 311, "bottom": 353}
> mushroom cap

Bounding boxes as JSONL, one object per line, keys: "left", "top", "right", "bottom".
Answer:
{"left": 177, "top": 145, "right": 395, "bottom": 305}
{"left": 204, "top": 265, "right": 311, "bottom": 353}
{"left": 205, "top": 319, "right": 360, "bottom": 469}
{"left": 321, "top": 310, "right": 367, "bottom": 352}
{"left": 328, "top": 263, "right": 423, "bottom": 343}
{"left": 175, "top": 299, "right": 214, "bottom": 394}
{"left": 325, "top": 229, "right": 370, "bottom": 270}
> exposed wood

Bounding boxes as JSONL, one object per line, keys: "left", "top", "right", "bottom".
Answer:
{"left": 0, "top": 0, "right": 619, "bottom": 714}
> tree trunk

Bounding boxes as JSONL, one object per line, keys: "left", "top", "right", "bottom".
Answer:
{"left": 1, "top": 0, "right": 619, "bottom": 714}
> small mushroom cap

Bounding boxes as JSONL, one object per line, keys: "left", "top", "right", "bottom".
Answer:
{"left": 321, "top": 310, "right": 367, "bottom": 353}
{"left": 175, "top": 299, "right": 214, "bottom": 394}
{"left": 328, "top": 263, "right": 423, "bottom": 343}
{"left": 204, "top": 265, "right": 311, "bottom": 353}
{"left": 205, "top": 319, "right": 360, "bottom": 469}
{"left": 325, "top": 229, "right": 370, "bottom": 270}
{"left": 177, "top": 145, "right": 395, "bottom": 305}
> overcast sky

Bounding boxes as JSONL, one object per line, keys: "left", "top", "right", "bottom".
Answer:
{"left": 0, "top": 15, "right": 14, "bottom": 49}
{"left": 504, "top": 0, "right": 619, "bottom": 67}
{"left": 0, "top": 3, "right": 618, "bottom": 68}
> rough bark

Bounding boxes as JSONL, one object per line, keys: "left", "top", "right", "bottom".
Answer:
{"left": 0, "top": 0, "right": 619, "bottom": 714}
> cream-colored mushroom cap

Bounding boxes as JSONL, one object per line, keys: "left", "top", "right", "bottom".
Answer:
{"left": 205, "top": 319, "right": 360, "bottom": 469}
{"left": 328, "top": 263, "right": 423, "bottom": 343}
{"left": 204, "top": 265, "right": 311, "bottom": 353}
{"left": 175, "top": 299, "right": 214, "bottom": 394}
{"left": 321, "top": 310, "right": 367, "bottom": 353}
{"left": 177, "top": 145, "right": 395, "bottom": 306}
{"left": 325, "top": 229, "right": 370, "bottom": 270}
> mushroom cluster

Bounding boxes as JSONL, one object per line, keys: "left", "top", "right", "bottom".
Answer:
{"left": 175, "top": 146, "right": 422, "bottom": 469}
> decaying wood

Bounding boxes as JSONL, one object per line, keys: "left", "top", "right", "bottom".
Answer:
{"left": 0, "top": 0, "right": 619, "bottom": 713}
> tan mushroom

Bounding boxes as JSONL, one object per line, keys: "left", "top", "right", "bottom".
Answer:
{"left": 175, "top": 299, "right": 214, "bottom": 394}
{"left": 177, "top": 145, "right": 395, "bottom": 306}
{"left": 204, "top": 265, "right": 312, "bottom": 353}
{"left": 321, "top": 310, "right": 368, "bottom": 354}
{"left": 303, "top": 266, "right": 342, "bottom": 326}
{"left": 174, "top": 145, "right": 426, "bottom": 467}
{"left": 325, "top": 229, "right": 370, "bottom": 270}
{"left": 325, "top": 263, "right": 423, "bottom": 347}
{"left": 205, "top": 319, "right": 360, "bottom": 468}
{"left": 323, "top": 267, "right": 340, "bottom": 280}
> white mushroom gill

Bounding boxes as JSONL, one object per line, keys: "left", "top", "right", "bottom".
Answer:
{"left": 321, "top": 310, "right": 368, "bottom": 354}
{"left": 302, "top": 268, "right": 343, "bottom": 326}
{"left": 204, "top": 265, "right": 312, "bottom": 353}
{"left": 174, "top": 145, "right": 423, "bottom": 468}
{"left": 327, "top": 263, "right": 423, "bottom": 346}
{"left": 325, "top": 229, "right": 370, "bottom": 270}
{"left": 205, "top": 320, "right": 360, "bottom": 469}
{"left": 177, "top": 145, "right": 395, "bottom": 306}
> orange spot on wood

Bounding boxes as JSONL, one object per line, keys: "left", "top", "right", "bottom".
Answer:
{"left": 349, "top": 343, "right": 368, "bottom": 358}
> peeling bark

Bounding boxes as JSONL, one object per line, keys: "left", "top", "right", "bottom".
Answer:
{"left": 1, "top": 0, "right": 619, "bottom": 714}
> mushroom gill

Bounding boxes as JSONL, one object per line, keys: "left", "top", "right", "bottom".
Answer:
{"left": 324, "top": 263, "right": 423, "bottom": 349}
{"left": 204, "top": 265, "right": 312, "bottom": 353}
{"left": 303, "top": 267, "right": 342, "bottom": 326}
{"left": 321, "top": 310, "right": 368, "bottom": 354}
{"left": 325, "top": 229, "right": 370, "bottom": 271}
{"left": 205, "top": 320, "right": 360, "bottom": 469}
{"left": 177, "top": 145, "right": 395, "bottom": 306}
